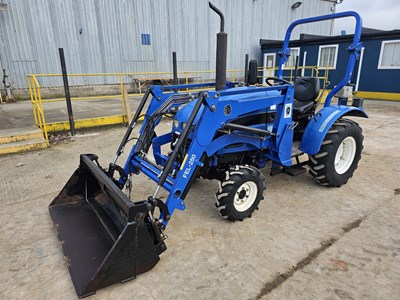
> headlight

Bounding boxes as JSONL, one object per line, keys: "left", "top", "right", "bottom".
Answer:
{"left": 173, "top": 119, "right": 179, "bottom": 128}
{"left": 181, "top": 122, "right": 186, "bottom": 129}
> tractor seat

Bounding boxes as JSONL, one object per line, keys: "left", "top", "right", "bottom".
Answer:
{"left": 293, "top": 77, "right": 320, "bottom": 119}
{"left": 293, "top": 100, "right": 315, "bottom": 118}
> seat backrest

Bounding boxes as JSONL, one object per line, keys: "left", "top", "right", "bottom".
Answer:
{"left": 247, "top": 60, "right": 258, "bottom": 85}
{"left": 294, "top": 77, "right": 320, "bottom": 102}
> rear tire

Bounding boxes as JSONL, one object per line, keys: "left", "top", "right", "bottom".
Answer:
{"left": 215, "top": 165, "right": 266, "bottom": 221}
{"left": 308, "top": 118, "right": 363, "bottom": 187}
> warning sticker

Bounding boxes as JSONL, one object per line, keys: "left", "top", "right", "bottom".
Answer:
{"left": 284, "top": 103, "right": 292, "bottom": 119}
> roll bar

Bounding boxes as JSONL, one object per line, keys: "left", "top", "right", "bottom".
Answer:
{"left": 277, "top": 11, "right": 363, "bottom": 107}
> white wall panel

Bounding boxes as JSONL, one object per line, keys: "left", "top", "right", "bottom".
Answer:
{"left": 0, "top": 0, "right": 334, "bottom": 88}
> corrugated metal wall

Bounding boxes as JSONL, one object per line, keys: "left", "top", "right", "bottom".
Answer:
{"left": 0, "top": 0, "right": 334, "bottom": 88}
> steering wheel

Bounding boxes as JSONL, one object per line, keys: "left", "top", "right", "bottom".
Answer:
{"left": 265, "top": 77, "right": 291, "bottom": 86}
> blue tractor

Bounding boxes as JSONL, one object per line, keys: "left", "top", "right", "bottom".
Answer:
{"left": 49, "top": 3, "right": 366, "bottom": 298}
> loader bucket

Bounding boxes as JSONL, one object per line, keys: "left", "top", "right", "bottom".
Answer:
{"left": 49, "top": 154, "right": 166, "bottom": 298}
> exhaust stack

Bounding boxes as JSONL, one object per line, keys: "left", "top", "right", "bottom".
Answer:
{"left": 209, "top": 2, "right": 227, "bottom": 91}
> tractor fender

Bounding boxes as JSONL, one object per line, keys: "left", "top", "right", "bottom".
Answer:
{"left": 300, "top": 105, "right": 368, "bottom": 155}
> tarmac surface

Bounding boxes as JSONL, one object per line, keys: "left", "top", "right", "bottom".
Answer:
{"left": 0, "top": 100, "right": 400, "bottom": 299}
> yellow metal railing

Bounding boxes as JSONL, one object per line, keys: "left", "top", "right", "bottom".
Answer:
{"left": 27, "top": 75, "right": 50, "bottom": 146}
{"left": 30, "top": 69, "right": 242, "bottom": 101}
{"left": 257, "top": 65, "right": 331, "bottom": 103}
{"left": 27, "top": 70, "right": 241, "bottom": 142}
{"left": 257, "top": 65, "right": 331, "bottom": 88}
{"left": 27, "top": 67, "right": 331, "bottom": 144}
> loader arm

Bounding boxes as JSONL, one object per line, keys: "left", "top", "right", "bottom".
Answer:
{"left": 124, "top": 84, "right": 295, "bottom": 225}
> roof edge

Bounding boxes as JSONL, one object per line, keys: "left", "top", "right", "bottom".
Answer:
{"left": 260, "top": 29, "right": 400, "bottom": 48}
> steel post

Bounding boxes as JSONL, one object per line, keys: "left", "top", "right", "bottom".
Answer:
{"left": 59, "top": 48, "right": 75, "bottom": 136}
{"left": 244, "top": 54, "right": 249, "bottom": 84}
{"left": 172, "top": 52, "right": 178, "bottom": 85}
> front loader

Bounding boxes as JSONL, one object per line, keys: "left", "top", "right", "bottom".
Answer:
{"left": 49, "top": 3, "right": 367, "bottom": 298}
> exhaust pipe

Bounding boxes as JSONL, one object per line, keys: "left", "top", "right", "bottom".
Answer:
{"left": 209, "top": 2, "right": 227, "bottom": 91}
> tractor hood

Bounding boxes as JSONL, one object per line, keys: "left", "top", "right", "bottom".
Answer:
{"left": 173, "top": 100, "right": 204, "bottom": 132}
{"left": 172, "top": 87, "right": 282, "bottom": 134}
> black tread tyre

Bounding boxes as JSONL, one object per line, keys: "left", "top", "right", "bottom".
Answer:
{"left": 215, "top": 165, "right": 266, "bottom": 221}
{"left": 308, "top": 118, "right": 363, "bottom": 187}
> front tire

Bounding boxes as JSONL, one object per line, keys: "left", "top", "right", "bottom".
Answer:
{"left": 215, "top": 165, "right": 266, "bottom": 221}
{"left": 308, "top": 118, "right": 363, "bottom": 187}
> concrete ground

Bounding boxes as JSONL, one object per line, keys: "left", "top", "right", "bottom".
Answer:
{"left": 0, "top": 100, "right": 399, "bottom": 300}
{"left": 0, "top": 96, "right": 141, "bottom": 130}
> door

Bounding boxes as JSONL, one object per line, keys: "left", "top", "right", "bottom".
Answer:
{"left": 263, "top": 53, "right": 275, "bottom": 82}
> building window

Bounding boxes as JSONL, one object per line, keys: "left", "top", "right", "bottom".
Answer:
{"left": 141, "top": 34, "right": 151, "bottom": 46}
{"left": 285, "top": 47, "right": 300, "bottom": 68}
{"left": 317, "top": 44, "right": 338, "bottom": 69}
{"left": 378, "top": 40, "right": 400, "bottom": 69}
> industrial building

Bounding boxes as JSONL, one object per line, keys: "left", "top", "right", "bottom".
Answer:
{"left": 261, "top": 27, "right": 400, "bottom": 100}
{"left": 0, "top": 0, "right": 336, "bottom": 91}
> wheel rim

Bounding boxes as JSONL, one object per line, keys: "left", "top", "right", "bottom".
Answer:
{"left": 334, "top": 136, "right": 356, "bottom": 174}
{"left": 233, "top": 181, "right": 258, "bottom": 212}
